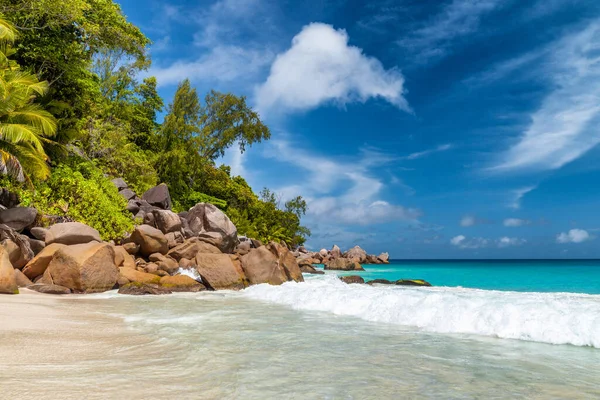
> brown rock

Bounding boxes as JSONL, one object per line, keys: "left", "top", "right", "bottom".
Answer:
{"left": 268, "top": 243, "right": 303, "bottom": 283}
{"left": 130, "top": 224, "right": 168, "bottom": 256}
{"left": 122, "top": 242, "right": 139, "bottom": 255}
{"left": 22, "top": 243, "right": 66, "bottom": 280}
{"left": 155, "top": 270, "right": 169, "bottom": 277}
{"left": 117, "top": 276, "right": 130, "bottom": 286}
{"left": 0, "top": 246, "right": 18, "bottom": 294}
{"left": 235, "top": 240, "right": 252, "bottom": 256}
{"left": 165, "top": 231, "right": 184, "bottom": 248}
{"left": 330, "top": 245, "right": 342, "bottom": 259}
{"left": 44, "top": 222, "right": 101, "bottom": 245}
{"left": 340, "top": 275, "right": 365, "bottom": 284}
{"left": 27, "top": 283, "right": 71, "bottom": 295}
{"left": 377, "top": 252, "right": 390, "bottom": 264}
{"left": 395, "top": 279, "right": 432, "bottom": 287}
{"left": 299, "top": 265, "right": 325, "bottom": 274}
{"left": 30, "top": 227, "right": 48, "bottom": 241}
{"left": 179, "top": 258, "right": 195, "bottom": 269}
{"left": 367, "top": 279, "right": 394, "bottom": 285}
{"left": 119, "top": 267, "right": 161, "bottom": 285}
{"left": 0, "top": 207, "right": 37, "bottom": 231}
{"left": 41, "top": 243, "right": 119, "bottom": 293}
{"left": 167, "top": 237, "right": 221, "bottom": 261}
{"left": 148, "top": 253, "right": 179, "bottom": 274}
{"left": 186, "top": 203, "right": 238, "bottom": 253}
{"left": 324, "top": 258, "right": 364, "bottom": 271}
{"left": 2, "top": 238, "right": 30, "bottom": 269}
{"left": 241, "top": 246, "right": 287, "bottom": 285}
{"left": 345, "top": 246, "right": 367, "bottom": 263}
{"left": 14, "top": 269, "right": 33, "bottom": 287}
{"left": 144, "top": 263, "right": 159, "bottom": 274}
{"left": 152, "top": 210, "right": 182, "bottom": 234}
{"left": 28, "top": 238, "right": 45, "bottom": 255}
{"left": 195, "top": 253, "right": 248, "bottom": 290}
{"left": 118, "top": 282, "right": 171, "bottom": 295}
{"left": 160, "top": 275, "right": 205, "bottom": 292}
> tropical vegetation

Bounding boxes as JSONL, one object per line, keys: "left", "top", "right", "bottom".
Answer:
{"left": 0, "top": 1, "right": 309, "bottom": 245}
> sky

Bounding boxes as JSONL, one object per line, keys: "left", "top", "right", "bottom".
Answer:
{"left": 118, "top": 0, "right": 600, "bottom": 258}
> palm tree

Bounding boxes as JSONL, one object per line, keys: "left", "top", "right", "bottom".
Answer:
{"left": 0, "top": 17, "right": 56, "bottom": 182}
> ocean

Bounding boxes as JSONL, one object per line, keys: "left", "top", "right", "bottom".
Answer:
{"left": 4, "top": 260, "right": 600, "bottom": 399}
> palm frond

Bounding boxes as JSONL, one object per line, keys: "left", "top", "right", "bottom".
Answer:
{"left": 0, "top": 123, "right": 45, "bottom": 152}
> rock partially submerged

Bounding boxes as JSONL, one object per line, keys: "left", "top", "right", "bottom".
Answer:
{"left": 118, "top": 282, "right": 172, "bottom": 295}
{"left": 395, "top": 279, "right": 432, "bottom": 287}
{"left": 324, "top": 258, "right": 364, "bottom": 271}
{"left": 339, "top": 275, "right": 365, "bottom": 284}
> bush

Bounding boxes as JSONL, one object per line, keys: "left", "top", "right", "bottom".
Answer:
{"left": 14, "top": 159, "right": 134, "bottom": 240}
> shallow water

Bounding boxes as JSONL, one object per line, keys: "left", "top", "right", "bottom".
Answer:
{"left": 3, "top": 283, "right": 599, "bottom": 400}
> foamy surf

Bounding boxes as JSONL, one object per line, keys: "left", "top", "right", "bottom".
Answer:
{"left": 242, "top": 275, "right": 600, "bottom": 348}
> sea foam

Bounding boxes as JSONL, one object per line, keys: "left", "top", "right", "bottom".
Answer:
{"left": 242, "top": 275, "right": 600, "bottom": 348}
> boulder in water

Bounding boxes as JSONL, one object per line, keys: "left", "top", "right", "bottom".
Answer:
{"left": 340, "top": 275, "right": 365, "bottom": 284}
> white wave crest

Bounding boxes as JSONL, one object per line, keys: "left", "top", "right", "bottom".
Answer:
{"left": 242, "top": 275, "right": 600, "bottom": 348}
{"left": 177, "top": 268, "right": 202, "bottom": 281}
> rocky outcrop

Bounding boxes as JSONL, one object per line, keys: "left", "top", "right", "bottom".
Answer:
{"left": 186, "top": 203, "right": 238, "bottom": 253}
{"left": 44, "top": 222, "right": 101, "bottom": 246}
{"left": 129, "top": 225, "right": 168, "bottom": 256}
{"left": 0, "top": 207, "right": 37, "bottom": 231}
{"left": 195, "top": 253, "right": 247, "bottom": 290}
{"left": 240, "top": 243, "right": 304, "bottom": 286}
{"left": 330, "top": 245, "right": 342, "bottom": 259}
{"left": 3, "top": 238, "right": 31, "bottom": 269}
{"left": 0, "top": 246, "right": 17, "bottom": 294}
{"left": 148, "top": 253, "right": 179, "bottom": 274}
{"left": 340, "top": 275, "right": 365, "bottom": 284}
{"left": 111, "top": 178, "right": 128, "bottom": 191}
{"left": 142, "top": 183, "right": 172, "bottom": 210}
{"left": 345, "top": 246, "right": 367, "bottom": 263}
{"left": 21, "top": 243, "right": 66, "bottom": 280}
{"left": 324, "top": 258, "right": 364, "bottom": 271}
{"left": 377, "top": 253, "right": 390, "bottom": 264}
{"left": 0, "top": 188, "right": 20, "bottom": 208}
{"left": 41, "top": 242, "right": 119, "bottom": 293}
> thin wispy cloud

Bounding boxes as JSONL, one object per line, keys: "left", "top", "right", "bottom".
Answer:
{"left": 263, "top": 139, "right": 421, "bottom": 226}
{"left": 403, "top": 144, "right": 453, "bottom": 160}
{"left": 493, "top": 22, "right": 600, "bottom": 173}
{"left": 255, "top": 23, "right": 411, "bottom": 115}
{"left": 503, "top": 218, "right": 531, "bottom": 227}
{"left": 451, "top": 235, "right": 526, "bottom": 249}
{"left": 398, "top": 0, "right": 505, "bottom": 63}
{"left": 508, "top": 186, "right": 536, "bottom": 209}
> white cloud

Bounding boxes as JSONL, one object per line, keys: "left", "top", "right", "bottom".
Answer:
{"left": 460, "top": 215, "right": 476, "bottom": 227}
{"left": 508, "top": 186, "right": 536, "bottom": 209}
{"left": 403, "top": 144, "right": 453, "bottom": 160}
{"left": 149, "top": 0, "right": 275, "bottom": 88}
{"left": 556, "top": 229, "right": 592, "bottom": 244}
{"left": 493, "top": 22, "right": 600, "bottom": 172}
{"left": 150, "top": 46, "right": 273, "bottom": 87}
{"left": 255, "top": 23, "right": 410, "bottom": 115}
{"left": 264, "top": 139, "right": 421, "bottom": 226}
{"left": 503, "top": 218, "right": 531, "bottom": 227}
{"left": 497, "top": 236, "right": 526, "bottom": 248}
{"left": 451, "top": 235, "right": 526, "bottom": 249}
{"left": 398, "top": 0, "right": 504, "bottom": 63}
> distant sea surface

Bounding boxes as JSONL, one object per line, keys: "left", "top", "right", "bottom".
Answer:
{"left": 335, "top": 259, "right": 600, "bottom": 294}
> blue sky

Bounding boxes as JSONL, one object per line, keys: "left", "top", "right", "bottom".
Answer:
{"left": 119, "top": 0, "right": 600, "bottom": 258}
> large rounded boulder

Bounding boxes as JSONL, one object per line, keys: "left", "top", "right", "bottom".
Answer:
{"left": 186, "top": 203, "right": 238, "bottom": 253}
{"left": 324, "top": 258, "right": 364, "bottom": 271}
{"left": 240, "top": 243, "right": 304, "bottom": 285}
{"left": 41, "top": 242, "right": 119, "bottom": 293}
{"left": 44, "top": 222, "right": 101, "bottom": 246}
{"left": 130, "top": 224, "right": 168, "bottom": 256}
{"left": 152, "top": 210, "right": 182, "bottom": 234}
{"left": 21, "top": 243, "right": 66, "bottom": 280}
{"left": 142, "top": 183, "right": 172, "bottom": 210}
{"left": 167, "top": 237, "right": 221, "bottom": 261}
{"left": 195, "top": 253, "right": 247, "bottom": 290}
{"left": 0, "top": 207, "right": 37, "bottom": 231}
{"left": 345, "top": 245, "right": 367, "bottom": 263}
{"left": 0, "top": 246, "right": 18, "bottom": 294}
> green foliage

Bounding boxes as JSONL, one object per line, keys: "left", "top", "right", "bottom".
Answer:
{"left": 12, "top": 158, "right": 134, "bottom": 240}
{"left": 0, "top": 16, "right": 57, "bottom": 182}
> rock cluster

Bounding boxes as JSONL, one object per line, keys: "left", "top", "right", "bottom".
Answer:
{"left": 293, "top": 244, "right": 390, "bottom": 272}
{"left": 0, "top": 182, "right": 306, "bottom": 295}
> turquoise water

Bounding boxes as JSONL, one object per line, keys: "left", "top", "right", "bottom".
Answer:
{"left": 333, "top": 259, "right": 600, "bottom": 294}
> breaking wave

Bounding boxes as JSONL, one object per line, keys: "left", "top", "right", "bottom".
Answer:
{"left": 242, "top": 275, "right": 600, "bottom": 348}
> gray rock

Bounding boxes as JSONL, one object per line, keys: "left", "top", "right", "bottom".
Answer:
{"left": 111, "top": 178, "right": 128, "bottom": 191}
{"left": 44, "top": 222, "right": 102, "bottom": 246}
{"left": 186, "top": 203, "right": 238, "bottom": 253}
{"left": 29, "top": 227, "right": 48, "bottom": 241}
{"left": 27, "top": 283, "right": 71, "bottom": 295}
{"left": 142, "top": 183, "right": 172, "bottom": 210}
{"left": 152, "top": 210, "right": 182, "bottom": 234}
{"left": 130, "top": 225, "right": 168, "bottom": 256}
{"left": 27, "top": 237, "right": 45, "bottom": 255}
{"left": 0, "top": 188, "right": 20, "bottom": 208}
{"left": 118, "top": 188, "right": 136, "bottom": 201}
{"left": 126, "top": 199, "right": 140, "bottom": 214}
{"left": 0, "top": 207, "right": 37, "bottom": 231}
